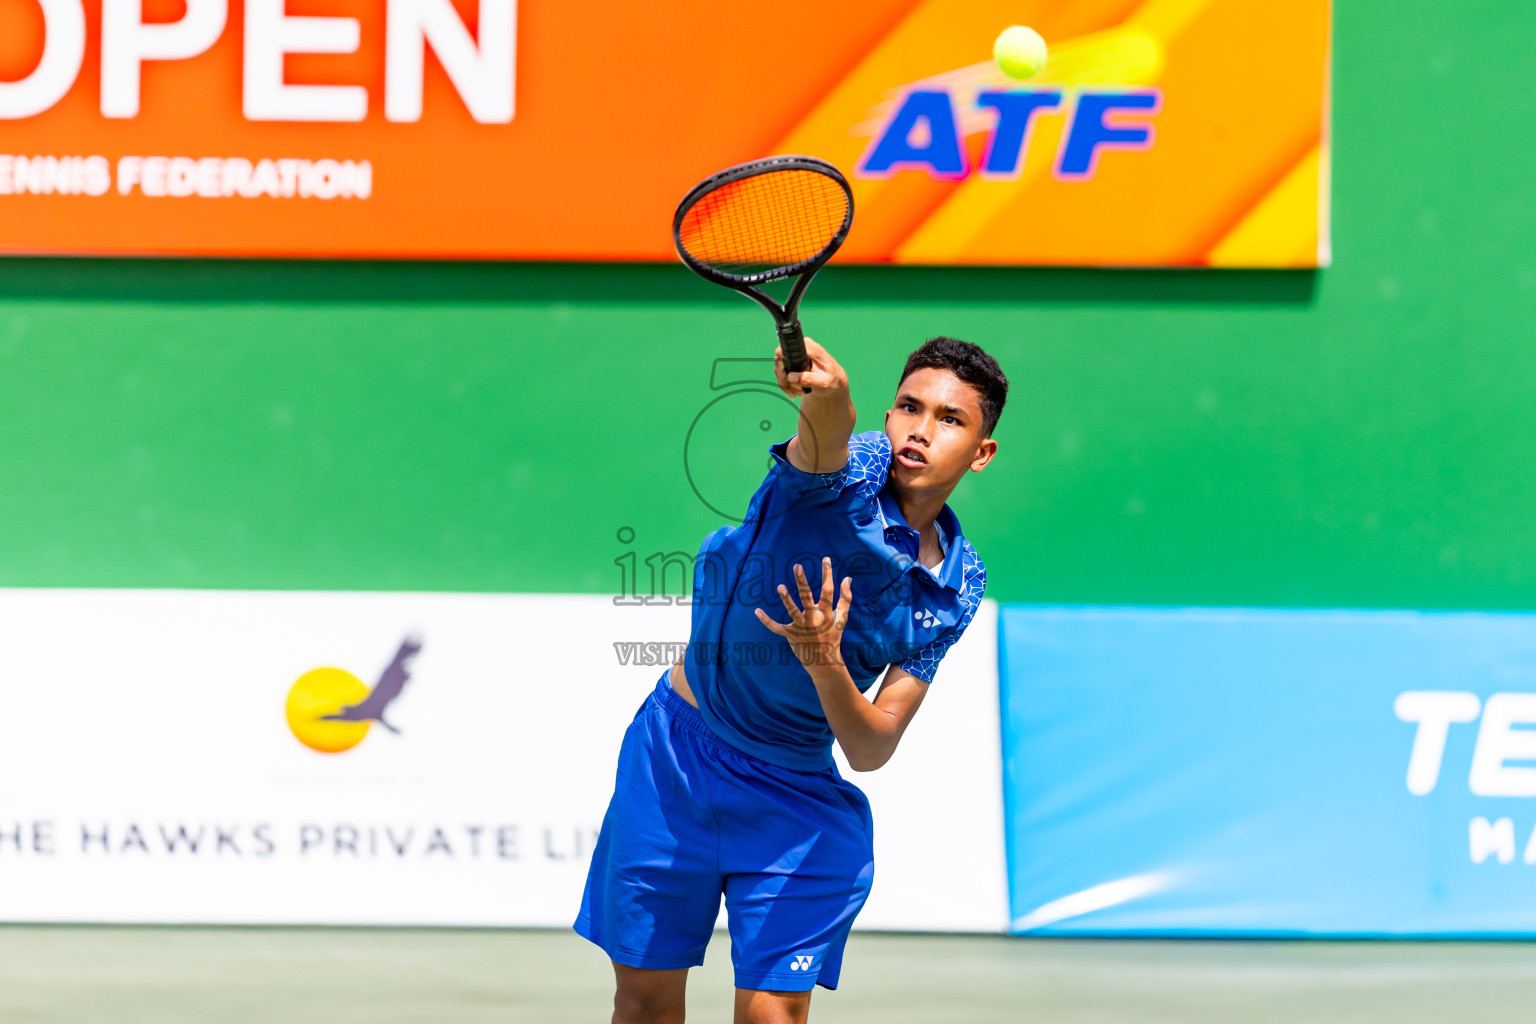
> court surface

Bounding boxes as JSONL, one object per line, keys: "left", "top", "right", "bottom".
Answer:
{"left": 1, "top": 926, "right": 1532, "bottom": 1023}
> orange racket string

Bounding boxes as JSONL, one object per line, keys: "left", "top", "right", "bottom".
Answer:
{"left": 677, "top": 169, "right": 848, "bottom": 278}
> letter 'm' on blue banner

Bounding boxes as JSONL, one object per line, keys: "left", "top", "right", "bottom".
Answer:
{"left": 999, "top": 606, "right": 1536, "bottom": 936}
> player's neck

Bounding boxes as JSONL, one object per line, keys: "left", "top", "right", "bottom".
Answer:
{"left": 890, "top": 483, "right": 953, "bottom": 538}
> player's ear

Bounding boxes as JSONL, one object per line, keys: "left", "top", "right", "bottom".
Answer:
{"left": 970, "top": 437, "right": 998, "bottom": 472}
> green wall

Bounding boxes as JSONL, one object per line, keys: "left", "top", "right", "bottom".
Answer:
{"left": 1, "top": 1, "right": 1532, "bottom": 609}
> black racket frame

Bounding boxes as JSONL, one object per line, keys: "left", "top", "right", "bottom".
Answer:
{"left": 672, "top": 155, "right": 854, "bottom": 379}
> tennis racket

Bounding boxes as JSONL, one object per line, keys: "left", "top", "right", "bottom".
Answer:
{"left": 673, "top": 156, "right": 854, "bottom": 384}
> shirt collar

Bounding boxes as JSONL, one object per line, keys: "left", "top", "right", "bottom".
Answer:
{"left": 875, "top": 486, "right": 967, "bottom": 593}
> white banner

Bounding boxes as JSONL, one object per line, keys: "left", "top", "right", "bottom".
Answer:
{"left": 0, "top": 589, "right": 1005, "bottom": 931}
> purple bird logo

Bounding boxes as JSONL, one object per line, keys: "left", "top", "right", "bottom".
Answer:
{"left": 285, "top": 638, "right": 423, "bottom": 754}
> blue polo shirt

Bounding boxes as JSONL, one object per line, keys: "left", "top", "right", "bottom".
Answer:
{"left": 681, "top": 429, "right": 987, "bottom": 771}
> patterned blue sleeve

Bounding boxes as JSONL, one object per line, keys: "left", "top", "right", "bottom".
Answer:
{"left": 764, "top": 430, "right": 890, "bottom": 509}
{"left": 899, "top": 556, "right": 986, "bottom": 684}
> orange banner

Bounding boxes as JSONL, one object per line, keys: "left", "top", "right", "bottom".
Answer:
{"left": 0, "top": 0, "right": 1329, "bottom": 264}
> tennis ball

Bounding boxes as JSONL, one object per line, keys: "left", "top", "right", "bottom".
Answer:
{"left": 994, "top": 25, "right": 1048, "bottom": 80}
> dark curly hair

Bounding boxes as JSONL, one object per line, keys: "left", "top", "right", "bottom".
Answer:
{"left": 898, "top": 337, "right": 1009, "bottom": 438}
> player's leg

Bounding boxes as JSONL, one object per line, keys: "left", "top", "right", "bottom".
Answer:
{"left": 716, "top": 750, "right": 876, "bottom": 1000}
{"left": 733, "top": 987, "right": 811, "bottom": 1024}
{"left": 613, "top": 964, "right": 688, "bottom": 1024}
{"left": 576, "top": 676, "right": 728, "bottom": 1012}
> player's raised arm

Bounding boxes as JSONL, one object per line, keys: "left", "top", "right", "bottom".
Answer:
{"left": 775, "top": 337, "right": 856, "bottom": 475}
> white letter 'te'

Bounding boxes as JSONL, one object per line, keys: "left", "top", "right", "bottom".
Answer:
{"left": 1469, "top": 693, "right": 1536, "bottom": 797}
{"left": 1394, "top": 691, "right": 1480, "bottom": 796}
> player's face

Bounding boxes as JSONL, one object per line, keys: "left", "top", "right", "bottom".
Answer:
{"left": 883, "top": 368, "right": 998, "bottom": 494}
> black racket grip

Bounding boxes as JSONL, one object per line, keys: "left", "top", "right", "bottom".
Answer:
{"left": 778, "top": 321, "right": 812, "bottom": 394}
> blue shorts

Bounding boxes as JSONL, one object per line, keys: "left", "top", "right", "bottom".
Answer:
{"left": 575, "top": 672, "right": 875, "bottom": 992}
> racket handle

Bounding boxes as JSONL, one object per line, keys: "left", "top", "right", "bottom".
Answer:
{"left": 778, "top": 322, "right": 812, "bottom": 393}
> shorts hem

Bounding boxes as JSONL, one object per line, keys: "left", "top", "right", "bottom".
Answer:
{"left": 573, "top": 915, "right": 707, "bottom": 972}
{"left": 733, "top": 969, "right": 839, "bottom": 993}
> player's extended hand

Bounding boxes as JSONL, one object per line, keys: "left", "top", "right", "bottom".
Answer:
{"left": 754, "top": 556, "right": 853, "bottom": 672}
{"left": 774, "top": 337, "right": 848, "bottom": 400}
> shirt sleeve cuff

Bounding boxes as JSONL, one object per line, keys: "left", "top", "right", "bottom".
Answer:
{"left": 898, "top": 658, "right": 940, "bottom": 684}
{"left": 767, "top": 435, "right": 853, "bottom": 500}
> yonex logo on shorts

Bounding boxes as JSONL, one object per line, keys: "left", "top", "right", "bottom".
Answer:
{"left": 788, "top": 954, "right": 815, "bottom": 971}
{"left": 914, "top": 608, "right": 939, "bottom": 628}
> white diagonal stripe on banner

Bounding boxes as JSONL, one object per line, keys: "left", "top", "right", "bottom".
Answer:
{"left": 1012, "top": 872, "right": 1173, "bottom": 932}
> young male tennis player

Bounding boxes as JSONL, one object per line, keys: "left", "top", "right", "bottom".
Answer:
{"left": 577, "top": 335, "right": 1007, "bottom": 1024}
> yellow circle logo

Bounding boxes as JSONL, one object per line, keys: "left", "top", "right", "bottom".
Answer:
{"left": 284, "top": 638, "right": 422, "bottom": 754}
{"left": 285, "top": 667, "right": 373, "bottom": 753}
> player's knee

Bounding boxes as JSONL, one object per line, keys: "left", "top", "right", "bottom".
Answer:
{"left": 613, "top": 987, "right": 685, "bottom": 1024}
{"left": 735, "top": 987, "right": 812, "bottom": 1024}
{"left": 613, "top": 966, "right": 686, "bottom": 1024}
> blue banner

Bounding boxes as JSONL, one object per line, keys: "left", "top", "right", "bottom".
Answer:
{"left": 999, "top": 606, "right": 1536, "bottom": 936}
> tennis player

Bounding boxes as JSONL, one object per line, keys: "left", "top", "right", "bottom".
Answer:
{"left": 577, "top": 335, "right": 1007, "bottom": 1024}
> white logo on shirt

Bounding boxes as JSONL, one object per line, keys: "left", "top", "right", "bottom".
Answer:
{"left": 914, "top": 608, "right": 939, "bottom": 628}
{"left": 788, "top": 954, "right": 815, "bottom": 972}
